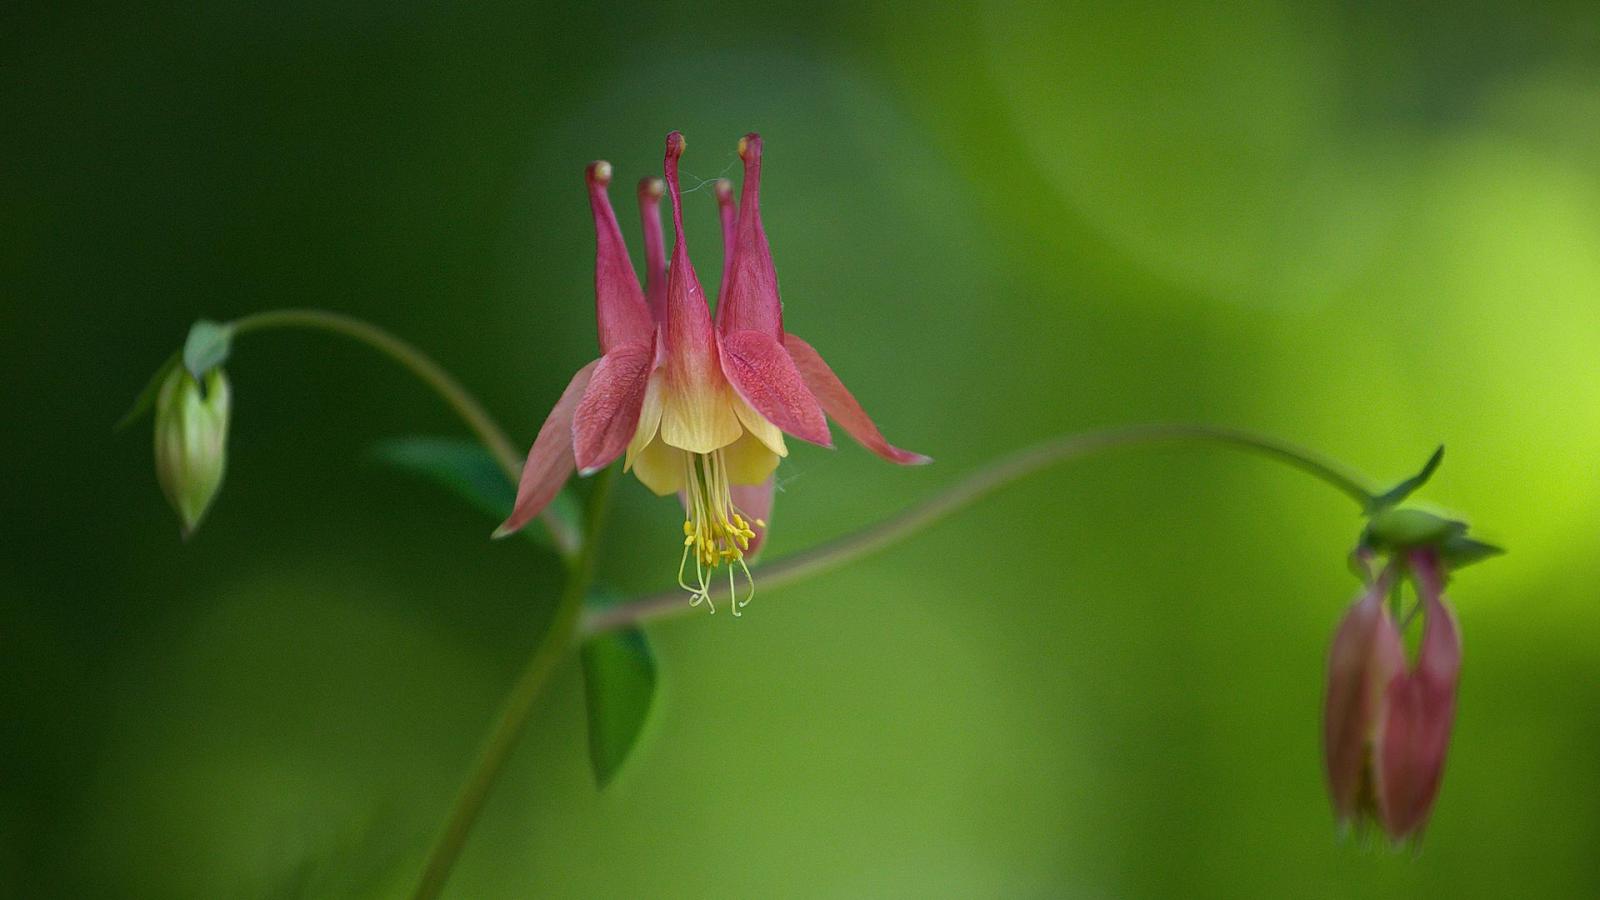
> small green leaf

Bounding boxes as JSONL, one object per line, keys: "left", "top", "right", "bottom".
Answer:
{"left": 371, "top": 436, "right": 515, "bottom": 519}
{"left": 183, "top": 319, "right": 235, "bottom": 379}
{"left": 1441, "top": 534, "right": 1505, "bottom": 569}
{"left": 116, "top": 350, "right": 180, "bottom": 431}
{"left": 580, "top": 611, "right": 658, "bottom": 788}
{"left": 1364, "top": 507, "right": 1466, "bottom": 550}
{"left": 1369, "top": 445, "right": 1444, "bottom": 512}
{"left": 369, "top": 436, "right": 580, "bottom": 550}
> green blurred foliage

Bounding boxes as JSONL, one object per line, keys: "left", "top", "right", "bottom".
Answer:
{"left": 6, "top": 0, "right": 1600, "bottom": 897}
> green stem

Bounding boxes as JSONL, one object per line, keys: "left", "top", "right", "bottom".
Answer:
{"left": 231, "top": 309, "right": 518, "bottom": 475}
{"left": 410, "top": 465, "right": 618, "bottom": 900}
{"left": 228, "top": 309, "right": 575, "bottom": 554}
{"left": 581, "top": 423, "right": 1378, "bottom": 636}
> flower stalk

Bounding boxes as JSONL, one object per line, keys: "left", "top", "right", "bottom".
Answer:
{"left": 410, "top": 420, "right": 1405, "bottom": 897}
{"left": 225, "top": 309, "right": 580, "bottom": 556}
{"left": 229, "top": 309, "right": 521, "bottom": 479}
{"left": 410, "top": 465, "right": 617, "bottom": 900}
{"left": 581, "top": 422, "right": 1380, "bottom": 635}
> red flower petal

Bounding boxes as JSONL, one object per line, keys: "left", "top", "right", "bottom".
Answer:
{"left": 1322, "top": 576, "right": 1406, "bottom": 823}
{"left": 658, "top": 132, "right": 732, "bottom": 452}
{"left": 714, "top": 177, "right": 737, "bottom": 323}
{"left": 731, "top": 476, "right": 775, "bottom": 561}
{"left": 495, "top": 360, "right": 598, "bottom": 539}
{"left": 721, "top": 329, "right": 831, "bottom": 447}
{"left": 572, "top": 341, "right": 655, "bottom": 474}
{"left": 717, "top": 133, "right": 785, "bottom": 338}
{"left": 636, "top": 177, "right": 668, "bottom": 324}
{"left": 587, "top": 162, "right": 654, "bottom": 354}
{"left": 782, "top": 334, "right": 930, "bottom": 465}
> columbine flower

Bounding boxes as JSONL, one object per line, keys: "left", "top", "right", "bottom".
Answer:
{"left": 496, "top": 131, "right": 928, "bottom": 613}
{"left": 1323, "top": 548, "right": 1462, "bottom": 842}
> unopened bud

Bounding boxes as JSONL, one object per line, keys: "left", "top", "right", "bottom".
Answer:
{"left": 154, "top": 366, "right": 231, "bottom": 537}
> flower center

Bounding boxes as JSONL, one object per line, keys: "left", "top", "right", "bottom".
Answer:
{"left": 677, "top": 447, "right": 763, "bottom": 615}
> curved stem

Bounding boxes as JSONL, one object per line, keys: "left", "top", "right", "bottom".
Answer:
{"left": 228, "top": 309, "right": 575, "bottom": 554}
{"left": 581, "top": 423, "right": 1378, "bottom": 636}
{"left": 410, "top": 465, "right": 617, "bottom": 900}
{"left": 231, "top": 309, "right": 519, "bottom": 475}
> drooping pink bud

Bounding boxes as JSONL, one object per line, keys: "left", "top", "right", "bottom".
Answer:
{"left": 1322, "top": 550, "right": 1462, "bottom": 843}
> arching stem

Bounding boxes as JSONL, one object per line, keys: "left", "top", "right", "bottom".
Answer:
{"left": 581, "top": 423, "right": 1378, "bottom": 635}
{"left": 228, "top": 308, "right": 575, "bottom": 555}
{"left": 410, "top": 465, "right": 617, "bottom": 900}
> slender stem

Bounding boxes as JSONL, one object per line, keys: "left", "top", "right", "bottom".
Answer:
{"left": 228, "top": 309, "right": 577, "bottom": 555}
{"left": 231, "top": 309, "right": 519, "bottom": 475}
{"left": 410, "top": 465, "right": 617, "bottom": 900}
{"left": 581, "top": 423, "right": 1378, "bottom": 635}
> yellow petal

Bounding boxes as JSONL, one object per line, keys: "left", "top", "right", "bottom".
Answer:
{"left": 724, "top": 430, "right": 781, "bottom": 485}
{"left": 624, "top": 369, "right": 666, "bottom": 472}
{"left": 731, "top": 392, "right": 788, "bottom": 458}
{"left": 632, "top": 440, "right": 686, "bottom": 496}
{"left": 659, "top": 376, "right": 742, "bottom": 454}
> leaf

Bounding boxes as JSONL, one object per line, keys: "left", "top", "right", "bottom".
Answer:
{"left": 116, "top": 350, "right": 180, "bottom": 430}
{"left": 1369, "top": 445, "right": 1444, "bottom": 512}
{"left": 1441, "top": 534, "right": 1505, "bottom": 569}
{"left": 368, "top": 436, "right": 580, "bottom": 550}
{"left": 371, "top": 436, "right": 516, "bottom": 519}
{"left": 580, "top": 613, "right": 658, "bottom": 788}
{"left": 183, "top": 319, "right": 235, "bottom": 379}
{"left": 1363, "top": 507, "right": 1466, "bottom": 551}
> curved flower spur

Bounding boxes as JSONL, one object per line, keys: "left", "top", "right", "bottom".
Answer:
{"left": 495, "top": 131, "right": 929, "bottom": 614}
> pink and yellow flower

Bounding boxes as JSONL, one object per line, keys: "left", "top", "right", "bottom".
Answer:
{"left": 496, "top": 131, "right": 927, "bottom": 612}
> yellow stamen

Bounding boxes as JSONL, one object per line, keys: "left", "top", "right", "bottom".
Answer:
{"left": 677, "top": 445, "right": 759, "bottom": 614}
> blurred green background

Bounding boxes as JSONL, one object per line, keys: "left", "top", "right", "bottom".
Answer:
{"left": 7, "top": 1, "right": 1600, "bottom": 897}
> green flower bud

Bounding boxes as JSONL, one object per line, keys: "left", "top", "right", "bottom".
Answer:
{"left": 154, "top": 365, "right": 231, "bottom": 537}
